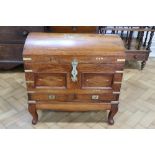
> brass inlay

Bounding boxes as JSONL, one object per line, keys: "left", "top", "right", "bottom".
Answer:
{"left": 26, "top": 81, "right": 34, "bottom": 83}
{"left": 25, "top": 70, "right": 33, "bottom": 72}
{"left": 27, "top": 91, "right": 35, "bottom": 93}
{"left": 28, "top": 100, "right": 36, "bottom": 104}
{"left": 117, "top": 59, "right": 125, "bottom": 62}
{"left": 92, "top": 95, "right": 99, "bottom": 100}
{"left": 111, "top": 101, "right": 119, "bottom": 104}
{"left": 114, "top": 82, "right": 122, "bottom": 84}
{"left": 113, "top": 92, "right": 120, "bottom": 94}
{"left": 115, "top": 71, "right": 124, "bottom": 73}
{"left": 23, "top": 57, "right": 32, "bottom": 61}
{"left": 48, "top": 95, "right": 56, "bottom": 100}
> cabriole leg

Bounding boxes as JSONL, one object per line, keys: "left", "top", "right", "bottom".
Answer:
{"left": 28, "top": 104, "right": 38, "bottom": 125}
{"left": 108, "top": 104, "right": 118, "bottom": 125}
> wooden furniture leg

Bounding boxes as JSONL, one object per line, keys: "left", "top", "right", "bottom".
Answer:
{"left": 141, "top": 60, "right": 146, "bottom": 70}
{"left": 108, "top": 104, "right": 118, "bottom": 125}
{"left": 28, "top": 104, "right": 38, "bottom": 125}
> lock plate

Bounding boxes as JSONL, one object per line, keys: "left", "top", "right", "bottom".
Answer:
{"left": 71, "top": 59, "right": 78, "bottom": 82}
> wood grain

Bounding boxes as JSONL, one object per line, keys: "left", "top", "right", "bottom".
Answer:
{"left": 23, "top": 33, "right": 125, "bottom": 124}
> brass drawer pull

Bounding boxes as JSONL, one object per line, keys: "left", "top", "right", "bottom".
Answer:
{"left": 92, "top": 95, "right": 99, "bottom": 100}
{"left": 71, "top": 59, "right": 78, "bottom": 82}
{"left": 48, "top": 95, "right": 55, "bottom": 100}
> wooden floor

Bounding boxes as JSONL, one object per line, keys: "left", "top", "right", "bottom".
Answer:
{"left": 0, "top": 58, "right": 155, "bottom": 129}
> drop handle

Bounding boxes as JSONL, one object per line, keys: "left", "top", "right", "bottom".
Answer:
{"left": 71, "top": 59, "right": 78, "bottom": 82}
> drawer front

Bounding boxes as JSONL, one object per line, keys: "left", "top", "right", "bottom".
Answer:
{"left": 49, "top": 26, "right": 97, "bottom": 33}
{"left": 126, "top": 51, "right": 148, "bottom": 61}
{"left": 0, "top": 26, "right": 44, "bottom": 42}
{"left": 0, "top": 44, "right": 23, "bottom": 60}
{"left": 74, "top": 94, "right": 118, "bottom": 102}
{"left": 28, "top": 93, "right": 118, "bottom": 102}
{"left": 29, "top": 93, "right": 74, "bottom": 102}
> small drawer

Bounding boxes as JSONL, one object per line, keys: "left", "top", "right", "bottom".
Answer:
{"left": 28, "top": 93, "right": 75, "bottom": 102}
{"left": 126, "top": 52, "right": 147, "bottom": 61}
{"left": 74, "top": 94, "right": 118, "bottom": 102}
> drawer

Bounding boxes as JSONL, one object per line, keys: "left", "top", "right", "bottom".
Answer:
{"left": 74, "top": 94, "right": 118, "bottom": 102}
{"left": 29, "top": 93, "right": 75, "bottom": 102}
{"left": 0, "top": 44, "right": 23, "bottom": 60}
{"left": 0, "top": 26, "right": 44, "bottom": 42}
{"left": 28, "top": 93, "right": 118, "bottom": 102}
{"left": 125, "top": 51, "right": 148, "bottom": 61}
{"left": 49, "top": 26, "right": 98, "bottom": 33}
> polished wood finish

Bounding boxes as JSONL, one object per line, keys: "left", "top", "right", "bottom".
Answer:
{"left": 23, "top": 33, "right": 125, "bottom": 125}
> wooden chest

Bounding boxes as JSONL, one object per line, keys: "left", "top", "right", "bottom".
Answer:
{"left": 23, "top": 33, "right": 125, "bottom": 125}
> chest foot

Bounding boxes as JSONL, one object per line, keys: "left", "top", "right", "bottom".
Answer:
{"left": 108, "top": 104, "right": 118, "bottom": 125}
{"left": 28, "top": 104, "right": 38, "bottom": 125}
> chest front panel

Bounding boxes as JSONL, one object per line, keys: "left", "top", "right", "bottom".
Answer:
{"left": 24, "top": 55, "right": 124, "bottom": 103}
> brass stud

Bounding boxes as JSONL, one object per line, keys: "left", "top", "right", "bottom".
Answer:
{"left": 117, "top": 59, "right": 125, "bottom": 62}
{"left": 115, "top": 71, "right": 124, "bottom": 73}
{"left": 23, "top": 57, "right": 32, "bottom": 61}
{"left": 111, "top": 101, "right": 119, "bottom": 104}
{"left": 25, "top": 70, "right": 33, "bottom": 72}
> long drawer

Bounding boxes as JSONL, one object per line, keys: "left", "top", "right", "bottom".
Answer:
{"left": 28, "top": 93, "right": 118, "bottom": 102}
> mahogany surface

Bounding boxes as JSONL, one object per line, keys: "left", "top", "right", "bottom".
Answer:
{"left": 23, "top": 33, "right": 125, "bottom": 125}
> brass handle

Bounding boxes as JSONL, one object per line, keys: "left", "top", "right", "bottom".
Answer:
{"left": 71, "top": 59, "right": 78, "bottom": 82}
{"left": 48, "top": 94, "right": 55, "bottom": 100}
{"left": 92, "top": 95, "right": 99, "bottom": 100}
